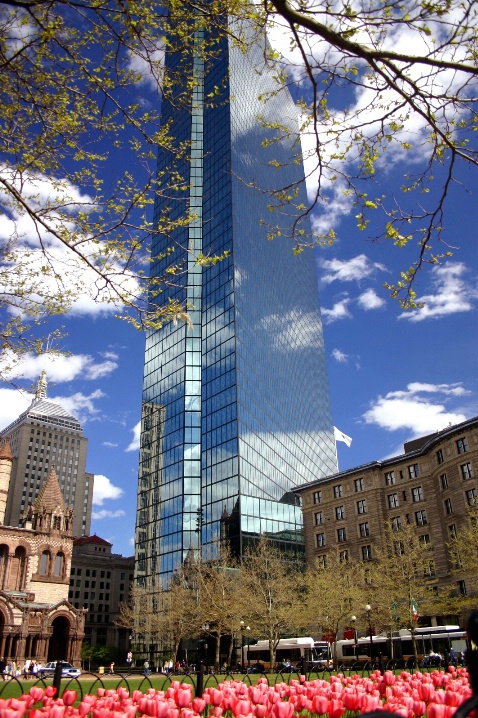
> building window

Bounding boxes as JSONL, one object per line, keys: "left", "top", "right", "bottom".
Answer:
{"left": 354, "top": 478, "right": 364, "bottom": 492}
{"left": 412, "top": 486, "right": 423, "bottom": 503}
{"left": 335, "top": 505, "right": 345, "bottom": 520}
{"left": 466, "top": 488, "right": 477, "bottom": 505}
{"left": 333, "top": 484, "right": 343, "bottom": 499}
{"left": 39, "top": 551, "right": 50, "bottom": 576}
{"left": 408, "top": 464, "right": 419, "bottom": 479}
{"left": 317, "top": 555, "right": 327, "bottom": 568}
{"left": 314, "top": 511, "right": 324, "bottom": 526}
{"left": 394, "top": 540, "right": 405, "bottom": 556}
{"left": 458, "top": 580, "right": 467, "bottom": 597}
{"left": 53, "top": 552, "right": 64, "bottom": 577}
{"left": 362, "top": 545, "right": 372, "bottom": 561}
{"left": 316, "top": 533, "right": 326, "bottom": 547}
{"left": 388, "top": 493, "right": 398, "bottom": 509}
{"left": 391, "top": 516, "right": 401, "bottom": 531}
{"left": 440, "top": 473, "right": 448, "bottom": 490}
{"left": 337, "top": 527, "right": 347, "bottom": 542}
{"left": 385, "top": 471, "right": 395, "bottom": 486}
{"left": 313, "top": 491, "right": 322, "bottom": 505}
{"left": 357, "top": 499, "right": 367, "bottom": 515}
{"left": 359, "top": 522, "right": 370, "bottom": 537}
{"left": 339, "top": 550, "right": 348, "bottom": 562}
{"left": 424, "top": 560, "right": 435, "bottom": 576}
{"left": 419, "top": 534, "right": 430, "bottom": 545}
{"left": 448, "top": 524, "right": 457, "bottom": 538}
{"left": 436, "top": 449, "right": 444, "bottom": 465}
{"left": 461, "top": 462, "right": 474, "bottom": 480}
{"left": 456, "top": 438, "right": 468, "bottom": 454}
{"left": 415, "top": 510, "right": 428, "bottom": 526}
{"left": 444, "top": 498, "right": 453, "bottom": 515}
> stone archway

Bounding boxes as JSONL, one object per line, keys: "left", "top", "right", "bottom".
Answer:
{"left": 47, "top": 616, "right": 70, "bottom": 662}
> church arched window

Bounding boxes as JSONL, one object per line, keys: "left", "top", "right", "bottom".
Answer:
{"left": 39, "top": 550, "right": 51, "bottom": 576}
{"left": 53, "top": 552, "right": 64, "bottom": 577}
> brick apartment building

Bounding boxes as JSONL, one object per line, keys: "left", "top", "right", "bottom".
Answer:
{"left": 294, "top": 417, "right": 477, "bottom": 597}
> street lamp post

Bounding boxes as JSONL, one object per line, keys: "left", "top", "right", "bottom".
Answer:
{"left": 351, "top": 616, "right": 357, "bottom": 661}
{"left": 239, "top": 621, "right": 251, "bottom": 668}
{"left": 365, "top": 605, "right": 374, "bottom": 665}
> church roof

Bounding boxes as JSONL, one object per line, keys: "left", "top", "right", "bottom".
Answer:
{"left": 0, "top": 438, "right": 13, "bottom": 461}
{"left": 73, "top": 535, "right": 111, "bottom": 546}
{"left": 32, "top": 467, "right": 66, "bottom": 513}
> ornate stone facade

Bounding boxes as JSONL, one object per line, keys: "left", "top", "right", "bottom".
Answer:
{"left": 0, "top": 440, "right": 85, "bottom": 665}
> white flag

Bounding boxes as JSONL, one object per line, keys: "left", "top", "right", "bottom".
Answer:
{"left": 334, "top": 426, "right": 352, "bottom": 447}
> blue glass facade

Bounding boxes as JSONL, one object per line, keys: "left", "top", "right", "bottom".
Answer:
{"left": 135, "top": 23, "right": 338, "bottom": 587}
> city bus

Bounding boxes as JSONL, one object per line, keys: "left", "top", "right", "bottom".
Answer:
{"left": 246, "top": 637, "right": 331, "bottom": 670}
{"left": 334, "top": 625, "right": 467, "bottom": 666}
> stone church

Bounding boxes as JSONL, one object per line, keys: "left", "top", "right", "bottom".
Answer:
{"left": 0, "top": 439, "right": 85, "bottom": 665}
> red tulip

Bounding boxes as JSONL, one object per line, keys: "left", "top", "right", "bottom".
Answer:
{"left": 343, "top": 691, "right": 361, "bottom": 711}
{"left": 61, "top": 693, "right": 77, "bottom": 708}
{"left": 327, "top": 698, "right": 345, "bottom": 718}
{"left": 413, "top": 700, "right": 427, "bottom": 716}
{"left": 271, "top": 701, "right": 294, "bottom": 718}
{"left": 311, "top": 695, "right": 329, "bottom": 715}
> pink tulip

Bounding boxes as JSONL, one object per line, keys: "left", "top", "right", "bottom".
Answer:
{"left": 232, "top": 700, "right": 251, "bottom": 717}
{"left": 428, "top": 704, "right": 447, "bottom": 718}
{"left": 254, "top": 706, "right": 267, "bottom": 718}
{"left": 312, "top": 695, "right": 329, "bottom": 715}
{"left": 271, "top": 701, "right": 294, "bottom": 718}
{"left": 175, "top": 690, "right": 192, "bottom": 709}
{"left": 61, "top": 692, "right": 77, "bottom": 708}
{"left": 343, "top": 691, "right": 360, "bottom": 711}
{"left": 413, "top": 700, "right": 427, "bottom": 715}
{"left": 327, "top": 698, "right": 345, "bottom": 718}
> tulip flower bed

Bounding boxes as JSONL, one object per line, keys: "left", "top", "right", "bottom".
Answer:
{"left": 0, "top": 668, "right": 472, "bottom": 718}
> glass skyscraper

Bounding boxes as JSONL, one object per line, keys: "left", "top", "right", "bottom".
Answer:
{"left": 135, "top": 19, "right": 338, "bottom": 588}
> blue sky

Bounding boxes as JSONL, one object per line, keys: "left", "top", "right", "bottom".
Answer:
{"left": 0, "top": 15, "right": 477, "bottom": 558}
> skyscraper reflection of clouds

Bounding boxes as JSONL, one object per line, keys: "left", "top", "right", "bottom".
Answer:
{"left": 135, "top": 19, "right": 338, "bottom": 587}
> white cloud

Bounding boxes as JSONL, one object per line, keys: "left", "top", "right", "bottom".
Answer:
{"left": 357, "top": 288, "right": 385, "bottom": 310}
{"left": 126, "top": 421, "right": 141, "bottom": 452}
{"left": 52, "top": 389, "right": 105, "bottom": 423}
{"left": 91, "top": 509, "right": 126, "bottom": 520}
{"left": 127, "top": 44, "right": 165, "bottom": 91}
{"left": 0, "top": 351, "right": 117, "bottom": 383}
{"left": 331, "top": 348, "right": 349, "bottom": 363}
{"left": 0, "top": 168, "right": 144, "bottom": 319}
{"left": 398, "top": 263, "right": 477, "bottom": 322}
{"left": 321, "top": 298, "right": 352, "bottom": 323}
{"left": 102, "top": 441, "right": 118, "bottom": 448}
{"left": 101, "top": 351, "right": 119, "bottom": 361}
{"left": 92, "top": 474, "right": 125, "bottom": 505}
{"left": 0, "top": 388, "right": 32, "bottom": 430}
{"left": 363, "top": 382, "right": 469, "bottom": 436}
{"left": 320, "top": 255, "right": 386, "bottom": 285}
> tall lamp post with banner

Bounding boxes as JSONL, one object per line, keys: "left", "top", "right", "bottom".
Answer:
{"left": 240, "top": 621, "right": 251, "bottom": 668}
{"left": 365, "top": 605, "right": 374, "bottom": 665}
{"left": 351, "top": 616, "right": 358, "bottom": 662}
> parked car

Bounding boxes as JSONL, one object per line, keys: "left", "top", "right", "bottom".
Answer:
{"left": 38, "top": 661, "right": 81, "bottom": 679}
